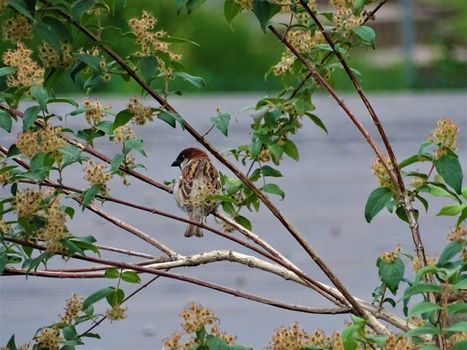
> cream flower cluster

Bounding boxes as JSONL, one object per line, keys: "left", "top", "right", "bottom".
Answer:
{"left": 2, "top": 42, "right": 45, "bottom": 88}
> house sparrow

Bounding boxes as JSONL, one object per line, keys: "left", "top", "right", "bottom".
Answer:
{"left": 171, "top": 147, "right": 221, "bottom": 237}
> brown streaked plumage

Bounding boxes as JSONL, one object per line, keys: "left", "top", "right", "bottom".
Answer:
{"left": 171, "top": 147, "right": 221, "bottom": 237}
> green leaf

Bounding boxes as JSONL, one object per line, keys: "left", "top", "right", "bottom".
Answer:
{"left": 62, "top": 239, "right": 85, "bottom": 256}
{"left": 0, "top": 66, "right": 16, "bottom": 77}
{"left": 173, "top": 71, "right": 206, "bottom": 88}
{"left": 351, "top": 25, "right": 376, "bottom": 48}
{"left": 341, "top": 325, "right": 358, "bottom": 350}
{"left": 262, "top": 183, "right": 285, "bottom": 199}
{"left": 293, "top": 99, "right": 312, "bottom": 115}
{"left": 306, "top": 113, "right": 328, "bottom": 133}
{"left": 72, "top": 0, "right": 95, "bottom": 21}
{"left": 436, "top": 203, "right": 466, "bottom": 216}
{"left": 63, "top": 325, "right": 78, "bottom": 341}
{"left": 458, "top": 207, "right": 467, "bottom": 227}
{"left": 6, "top": 335, "right": 17, "bottom": 350}
{"left": 448, "top": 303, "right": 467, "bottom": 315}
{"left": 378, "top": 257, "right": 404, "bottom": 294}
{"left": 399, "top": 154, "right": 432, "bottom": 168}
{"left": 58, "top": 145, "right": 83, "bottom": 167}
{"left": 408, "top": 301, "right": 441, "bottom": 317}
{"left": 445, "top": 321, "right": 467, "bottom": 332}
{"left": 435, "top": 153, "right": 463, "bottom": 194}
{"left": 269, "top": 144, "right": 283, "bottom": 163}
{"left": 404, "top": 283, "right": 442, "bottom": 298}
{"left": 406, "top": 324, "right": 440, "bottom": 337}
{"left": 261, "top": 165, "right": 282, "bottom": 177}
{"left": 235, "top": 215, "right": 252, "bottom": 230}
{"left": 121, "top": 271, "right": 141, "bottom": 283}
{"left": 138, "top": 56, "right": 157, "bottom": 83}
{"left": 282, "top": 139, "right": 299, "bottom": 161}
{"left": 73, "top": 53, "right": 101, "bottom": 72}
{"left": 9, "top": 0, "right": 33, "bottom": 20}
{"left": 123, "top": 138, "right": 147, "bottom": 156}
{"left": 252, "top": 0, "right": 281, "bottom": 32}
{"left": 453, "top": 342, "right": 467, "bottom": 350}
{"left": 210, "top": 112, "right": 231, "bottom": 136}
{"left": 110, "top": 153, "right": 124, "bottom": 172}
{"left": 112, "top": 109, "right": 133, "bottom": 130}
{"left": 22, "top": 105, "right": 42, "bottom": 131}
{"left": 224, "top": 0, "right": 242, "bottom": 24}
{"left": 0, "top": 253, "right": 7, "bottom": 275}
{"left": 47, "top": 98, "right": 79, "bottom": 108}
{"left": 106, "top": 288, "right": 124, "bottom": 307}
{"left": 364, "top": 187, "right": 393, "bottom": 223}
{"left": 452, "top": 278, "right": 467, "bottom": 290}
{"left": 35, "top": 22, "right": 62, "bottom": 53}
{"left": 0, "top": 110, "right": 12, "bottom": 132}
{"left": 83, "top": 287, "right": 115, "bottom": 310}
{"left": 104, "top": 268, "right": 120, "bottom": 279}
{"left": 159, "top": 36, "right": 199, "bottom": 46}
{"left": 157, "top": 110, "right": 176, "bottom": 128}
{"left": 438, "top": 239, "right": 465, "bottom": 266}
{"left": 81, "top": 184, "right": 103, "bottom": 208}
{"left": 419, "top": 345, "right": 440, "bottom": 350}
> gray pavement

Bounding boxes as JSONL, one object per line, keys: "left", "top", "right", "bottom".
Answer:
{"left": 0, "top": 92, "right": 466, "bottom": 348}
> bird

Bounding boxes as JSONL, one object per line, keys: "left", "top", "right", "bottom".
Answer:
{"left": 171, "top": 147, "right": 221, "bottom": 237}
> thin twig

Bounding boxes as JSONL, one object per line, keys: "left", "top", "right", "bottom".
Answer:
{"left": 298, "top": 0, "right": 429, "bottom": 268}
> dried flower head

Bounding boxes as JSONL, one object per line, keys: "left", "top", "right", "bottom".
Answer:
{"left": 267, "top": 322, "right": 316, "bottom": 350}
{"left": 113, "top": 124, "right": 135, "bottom": 143}
{"left": 372, "top": 155, "right": 396, "bottom": 191}
{"left": 106, "top": 304, "right": 127, "bottom": 321}
{"left": 379, "top": 246, "right": 402, "bottom": 263}
{"left": 273, "top": 52, "right": 295, "bottom": 76}
{"left": 0, "top": 160, "right": 10, "bottom": 184}
{"left": 448, "top": 225, "right": 466, "bottom": 241}
{"left": 84, "top": 160, "right": 112, "bottom": 196}
{"left": 179, "top": 303, "right": 217, "bottom": 333}
{"left": 2, "top": 14, "right": 33, "bottom": 43}
{"left": 412, "top": 255, "right": 437, "bottom": 272}
{"left": 83, "top": 99, "right": 108, "bottom": 126}
{"left": 2, "top": 42, "right": 45, "bottom": 88}
{"left": 14, "top": 188, "right": 45, "bottom": 218}
{"left": 384, "top": 334, "right": 417, "bottom": 350}
{"left": 234, "top": 0, "right": 253, "bottom": 10}
{"left": 429, "top": 118, "right": 458, "bottom": 157}
{"left": 59, "top": 293, "right": 83, "bottom": 324}
{"left": 128, "top": 98, "right": 154, "bottom": 125}
{"left": 16, "top": 125, "right": 66, "bottom": 160}
{"left": 38, "top": 42, "right": 74, "bottom": 68}
{"left": 162, "top": 332, "right": 183, "bottom": 349}
{"left": 0, "top": 219, "right": 9, "bottom": 234}
{"left": 0, "top": 0, "right": 9, "bottom": 10}
{"left": 34, "top": 327, "right": 62, "bottom": 350}
{"left": 210, "top": 325, "right": 237, "bottom": 344}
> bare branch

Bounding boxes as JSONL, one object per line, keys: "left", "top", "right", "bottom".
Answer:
{"left": 3, "top": 237, "right": 347, "bottom": 315}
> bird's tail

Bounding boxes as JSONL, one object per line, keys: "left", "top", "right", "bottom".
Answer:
{"left": 185, "top": 214, "right": 203, "bottom": 237}
{"left": 185, "top": 224, "right": 203, "bottom": 237}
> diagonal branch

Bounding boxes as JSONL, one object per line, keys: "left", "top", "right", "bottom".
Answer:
{"left": 3, "top": 236, "right": 348, "bottom": 315}
{"left": 298, "top": 0, "right": 428, "bottom": 269}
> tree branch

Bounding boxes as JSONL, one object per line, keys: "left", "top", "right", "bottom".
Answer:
{"left": 298, "top": 0, "right": 428, "bottom": 270}
{"left": 3, "top": 237, "right": 348, "bottom": 315}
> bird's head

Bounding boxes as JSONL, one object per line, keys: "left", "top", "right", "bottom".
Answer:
{"left": 171, "top": 147, "right": 207, "bottom": 169}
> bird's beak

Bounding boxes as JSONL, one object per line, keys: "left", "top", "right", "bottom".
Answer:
{"left": 171, "top": 159, "right": 181, "bottom": 167}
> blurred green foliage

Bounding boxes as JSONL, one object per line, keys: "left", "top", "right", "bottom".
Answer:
{"left": 1, "top": 0, "right": 464, "bottom": 93}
